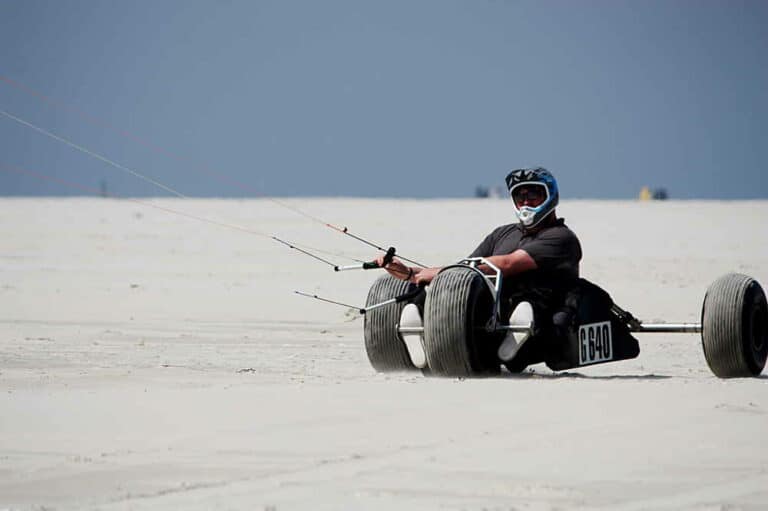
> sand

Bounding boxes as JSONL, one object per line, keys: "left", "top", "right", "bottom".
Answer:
{"left": 1, "top": 197, "right": 767, "bottom": 510}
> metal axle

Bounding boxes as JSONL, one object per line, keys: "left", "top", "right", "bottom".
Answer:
{"left": 397, "top": 322, "right": 702, "bottom": 336}
{"left": 629, "top": 323, "right": 701, "bottom": 333}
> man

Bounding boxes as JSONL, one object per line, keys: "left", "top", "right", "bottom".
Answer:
{"left": 376, "top": 167, "right": 582, "bottom": 370}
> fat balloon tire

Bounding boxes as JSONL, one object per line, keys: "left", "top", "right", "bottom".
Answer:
{"left": 424, "top": 267, "right": 499, "bottom": 377}
{"left": 364, "top": 274, "right": 415, "bottom": 372}
{"left": 701, "top": 273, "right": 768, "bottom": 378}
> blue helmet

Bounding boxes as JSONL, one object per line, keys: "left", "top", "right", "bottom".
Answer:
{"left": 505, "top": 167, "right": 559, "bottom": 228}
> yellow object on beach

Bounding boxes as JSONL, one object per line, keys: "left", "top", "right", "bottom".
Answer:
{"left": 639, "top": 186, "right": 652, "bottom": 201}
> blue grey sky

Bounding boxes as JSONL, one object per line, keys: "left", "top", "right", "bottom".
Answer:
{"left": 1, "top": 0, "right": 766, "bottom": 198}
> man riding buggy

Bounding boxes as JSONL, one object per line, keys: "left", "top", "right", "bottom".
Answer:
{"left": 366, "top": 168, "right": 767, "bottom": 378}
{"left": 373, "top": 167, "right": 609, "bottom": 374}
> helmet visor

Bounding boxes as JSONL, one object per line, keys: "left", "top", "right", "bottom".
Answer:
{"left": 510, "top": 183, "right": 549, "bottom": 208}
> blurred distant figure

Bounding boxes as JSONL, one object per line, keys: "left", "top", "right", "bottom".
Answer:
{"left": 639, "top": 186, "right": 669, "bottom": 200}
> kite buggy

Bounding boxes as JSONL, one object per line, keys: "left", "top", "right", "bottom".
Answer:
{"left": 354, "top": 167, "right": 767, "bottom": 379}
{"left": 361, "top": 257, "right": 767, "bottom": 379}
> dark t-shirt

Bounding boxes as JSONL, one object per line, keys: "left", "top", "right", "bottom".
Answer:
{"left": 469, "top": 218, "right": 581, "bottom": 278}
{"left": 469, "top": 218, "right": 582, "bottom": 310}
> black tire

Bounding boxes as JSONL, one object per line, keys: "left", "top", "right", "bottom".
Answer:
{"left": 423, "top": 267, "right": 499, "bottom": 377}
{"left": 363, "top": 274, "right": 415, "bottom": 372}
{"left": 701, "top": 273, "right": 768, "bottom": 378}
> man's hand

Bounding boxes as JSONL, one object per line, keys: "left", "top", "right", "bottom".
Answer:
{"left": 413, "top": 267, "right": 439, "bottom": 285}
{"left": 374, "top": 255, "right": 411, "bottom": 280}
{"left": 373, "top": 255, "right": 441, "bottom": 284}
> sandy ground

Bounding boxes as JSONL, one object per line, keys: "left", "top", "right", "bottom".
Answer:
{"left": 1, "top": 197, "right": 767, "bottom": 511}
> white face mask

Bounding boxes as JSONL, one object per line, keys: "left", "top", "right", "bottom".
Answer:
{"left": 516, "top": 207, "right": 538, "bottom": 226}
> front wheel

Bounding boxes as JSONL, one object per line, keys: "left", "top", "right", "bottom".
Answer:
{"left": 423, "top": 266, "right": 500, "bottom": 377}
{"left": 364, "top": 274, "right": 416, "bottom": 372}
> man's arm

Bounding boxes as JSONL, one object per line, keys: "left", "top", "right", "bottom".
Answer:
{"left": 373, "top": 254, "right": 440, "bottom": 285}
{"left": 478, "top": 249, "right": 537, "bottom": 278}
{"left": 374, "top": 249, "right": 536, "bottom": 286}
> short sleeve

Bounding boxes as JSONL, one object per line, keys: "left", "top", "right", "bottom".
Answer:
{"left": 468, "top": 232, "right": 495, "bottom": 258}
{"left": 521, "top": 227, "right": 582, "bottom": 272}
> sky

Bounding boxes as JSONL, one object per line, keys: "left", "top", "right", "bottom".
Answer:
{"left": 0, "top": 0, "right": 766, "bottom": 199}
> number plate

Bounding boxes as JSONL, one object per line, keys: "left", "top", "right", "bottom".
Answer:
{"left": 578, "top": 321, "right": 613, "bottom": 365}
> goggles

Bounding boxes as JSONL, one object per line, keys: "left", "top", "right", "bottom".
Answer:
{"left": 510, "top": 183, "right": 549, "bottom": 207}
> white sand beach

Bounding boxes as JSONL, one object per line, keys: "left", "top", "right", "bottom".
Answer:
{"left": 1, "top": 197, "right": 767, "bottom": 510}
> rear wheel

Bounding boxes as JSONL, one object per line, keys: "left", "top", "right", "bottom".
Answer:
{"left": 363, "top": 274, "right": 415, "bottom": 372}
{"left": 701, "top": 273, "right": 768, "bottom": 378}
{"left": 423, "top": 267, "right": 499, "bottom": 377}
